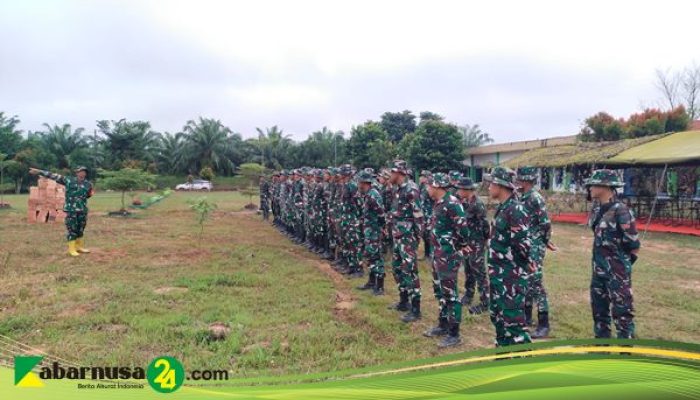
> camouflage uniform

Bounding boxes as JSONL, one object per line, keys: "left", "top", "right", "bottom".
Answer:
{"left": 486, "top": 167, "right": 532, "bottom": 347}
{"left": 425, "top": 173, "right": 473, "bottom": 345}
{"left": 259, "top": 178, "right": 271, "bottom": 220}
{"left": 313, "top": 169, "right": 329, "bottom": 254}
{"left": 517, "top": 166, "right": 552, "bottom": 336}
{"left": 389, "top": 160, "right": 424, "bottom": 321}
{"left": 456, "top": 177, "right": 490, "bottom": 311}
{"left": 340, "top": 165, "right": 363, "bottom": 275}
{"left": 356, "top": 169, "right": 386, "bottom": 293}
{"left": 292, "top": 172, "right": 305, "bottom": 241}
{"left": 586, "top": 169, "right": 640, "bottom": 339}
{"left": 419, "top": 170, "right": 434, "bottom": 259}
{"left": 38, "top": 169, "right": 93, "bottom": 241}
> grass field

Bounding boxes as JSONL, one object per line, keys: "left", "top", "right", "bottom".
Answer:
{"left": 0, "top": 191, "right": 699, "bottom": 379}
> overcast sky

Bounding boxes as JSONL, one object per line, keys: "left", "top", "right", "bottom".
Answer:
{"left": 1, "top": 0, "right": 698, "bottom": 142}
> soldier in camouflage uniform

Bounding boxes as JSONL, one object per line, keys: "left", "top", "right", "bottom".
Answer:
{"left": 30, "top": 166, "right": 94, "bottom": 256}
{"left": 339, "top": 164, "right": 364, "bottom": 277}
{"left": 302, "top": 168, "right": 315, "bottom": 248}
{"left": 423, "top": 173, "right": 474, "bottom": 347}
{"left": 586, "top": 169, "right": 640, "bottom": 339}
{"left": 356, "top": 169, "right": 386, "bottom": 295}
{"left": 292, "top": 169, "right": 306, "bottom": 243}
{"left": 517, "top": 166, "right": 554, "bottom": 338}
{"left": 312, "top": 169, "right": 330, "bottom": 256}
{"left": 377, "top": 169, "right": 394, "bottom": 256}
{"left": 485, "top": 166, "right": 533, "bottom": 346}
{"left": 259, "top": 175, "right": 271, "bottom": 221}
{"left": 419, "top": 170, "right": 434, "bottom": 260}
{"left": 271, "top": 172, "right": 281, "bottom": 226}
{"left": 388, "top": 160, "right": 424, "bottom": 323}
{"left": 330, "top": 169, "right": 346, "bottom": 269}
{"left": 448, "top": 170, "right": 462, "bottom": 196}
{"left": 455, "top": 177, "right": 490, "bottom": 315}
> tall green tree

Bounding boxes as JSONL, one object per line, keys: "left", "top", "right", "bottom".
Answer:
{"left": 380, "top": 110, "right": 416, "bottom": 143}
{"left": 406, "top": 120, "right": 464, "bottom": 172}
{"left": 347, "top": 121, "right": 393, "bottom": 170}
{"left": 0, "top": 113, "right": 23, "bottom": 158}
{"left": 419, "top": 111, "right": 444, "bottom": 123}
{"left": 156, "top": 132, "right": 186, "bottom": 174}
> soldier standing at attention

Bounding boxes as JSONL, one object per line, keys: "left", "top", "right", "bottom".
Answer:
{"left": 423, "top": 173, "right": 473, "bottom": 347}
{"left": 455, "top": 177, "right": 490, "bottom": 315}
{"left": 387, "top": 160, "right": 424, "bottom": 323}
{"left": 517, "top": 166, "right": 556, "bottom": 338}
{"left": 485, "top": 167, "right": 533, "bottom": 346}
{"left": 356, "top": 169, "right": 387, "bottom": 295}
{"left": 377, "top": 170, "right": 394, "bottom": 256}
{"left": 340, "top": 164, "right": 364, "bottom": 277}
{"left": 586, "top": 169, "right": 640, "bottom": 339}
{"left": 29, "top": 166, "right": 94, "bottom": 257}
{"left": 259, "top": 175, "right": 271, "bottom": 221}
{"left": 419, "top": 170, "right": 434, "bottom": 260}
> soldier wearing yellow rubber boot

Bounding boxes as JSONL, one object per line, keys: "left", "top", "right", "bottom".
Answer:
{"left": 29, "top": 166, "right": 94, "bottom": 256}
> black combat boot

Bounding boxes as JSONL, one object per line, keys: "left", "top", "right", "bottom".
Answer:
{"left": 423, "top": 317, "right": 449, "bottom": 338}
{"left": 322, "top": 240, "right": 333, "bottom": 260}
{"left": 524, "top": 304, "right": 533, "bottom": 327}
{"left": 373, "top": 275, "right": 385, "bottom": 296}
{"left": 468, "top": 302, "right": 488, "bottom": 315}
{"left": 460, "top": 293, "right": 473, "bottom": 306}
{"left": 349, "top": 265, "right": 364, "bottom": 278}
{"left": 438, "top": 323, "right": 463, "bottom": 348}
{"left": 531, "top": 312, "right": 550, "bottom": 339}
{"left": 356, "top": 272, "right": 375, "bottom": 290}
{"left": 401, "top": 297, "right": 421, "bottom": 323}
{"left": 388, "top": 291, "right": 409, "bottom": 311}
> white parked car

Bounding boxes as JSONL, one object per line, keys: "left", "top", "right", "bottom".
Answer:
{"left": 175, "top": 179, "right": 213, "bottom": 191}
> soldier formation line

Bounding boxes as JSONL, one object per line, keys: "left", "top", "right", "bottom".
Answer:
{"left": 260, "top": 162, "right": 641, "bottom": 348}
{"left": 30, "top": 162, "right": 641, "bottom": 348}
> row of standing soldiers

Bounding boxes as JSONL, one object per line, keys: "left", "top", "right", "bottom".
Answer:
{"left": 259, "top": 162, "right": 640, "bottom": 347}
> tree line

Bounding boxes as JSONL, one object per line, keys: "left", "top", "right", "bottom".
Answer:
{"left": 0, "top": 111, "right": 493, "bottom": 193}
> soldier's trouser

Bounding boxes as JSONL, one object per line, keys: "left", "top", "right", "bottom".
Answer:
{"left": 363, "top": 226, "right": 384, "bottom": 277}
{"left": 65, "top": 211, "right": 87, "bottom": 241}
{"left": 261, "top": 199, "right": 269, "bottom": 219}
{"left": 489, "top": 263, "right": 531, "bottom": 347}
{"left": 422, "top": 230, "right": 432, "bottom": 258}
{"left": 464, "top": 242, "right": 489, "bottom": 307}
{"left": 344, "top": 223, "right": 362, "bottom": 269}
{"left": 525, "top": 243, "right": 549, "bottom": 314}
{"left": 590, "top": 257, "right": 635, "bottom": 339}
{"left": 391, "top": 231, "right": 421, "bottom": 303}
{"left": 328, "top": 217, "right": 337, "bottom": 251}
{"left": 433, "top": 250, "right": 463, "bottom": 328}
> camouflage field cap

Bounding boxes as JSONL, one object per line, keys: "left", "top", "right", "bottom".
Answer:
{"left": 455, "top": 177, "right": 478, "bottom": 190}
{"left": 315, "top": 168, "right": 326, "bottom": 178}
{"left": 448, "top": 170, "right": 462, "bottom": 182}
{"left": 340, "top": 164, "right": 354, "bottom": 176}
{"left": 484, "top": 166, "right": 517, "bottom": 190}
{"left": 74, "top": 166, "right": 88, "bottom": 173}
{"left": 431, "top": 172, "right": 451, "bottom": 189}
{"left": 516, "top": 166, "right": 538, "bottom": 182}
{"left": 420, "top": 170, "right": 432, "bottom": 177}
{"left": 357, "top": 169, "right": 375, "bottom": 183}
{"left": 390, "top": 159, "right": 409, "bottom": 175}
{"left": 585, "top": 169, "right": 624, "bottom": 188}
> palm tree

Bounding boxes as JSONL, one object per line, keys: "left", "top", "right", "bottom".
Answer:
{"left": 459, "top": 124, "right": 494, "bottom": 148}
{"left": 255, "top": 126, "right": 293, "bottom": 169}
{"left": 96, "top": 119, "right": 161, "bottom": 169}
{"left": 156, "top": 132, "right": 186, "bottom": 174}
{"left": 182, "top": 117, "right": 235, "bottom": 174}
{"left": 41, "top": 123, "right": 88, "bottom": 169}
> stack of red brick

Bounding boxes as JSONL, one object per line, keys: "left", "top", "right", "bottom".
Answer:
{"left": 27, "top": 177, "right": 65, "bottom": 223}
